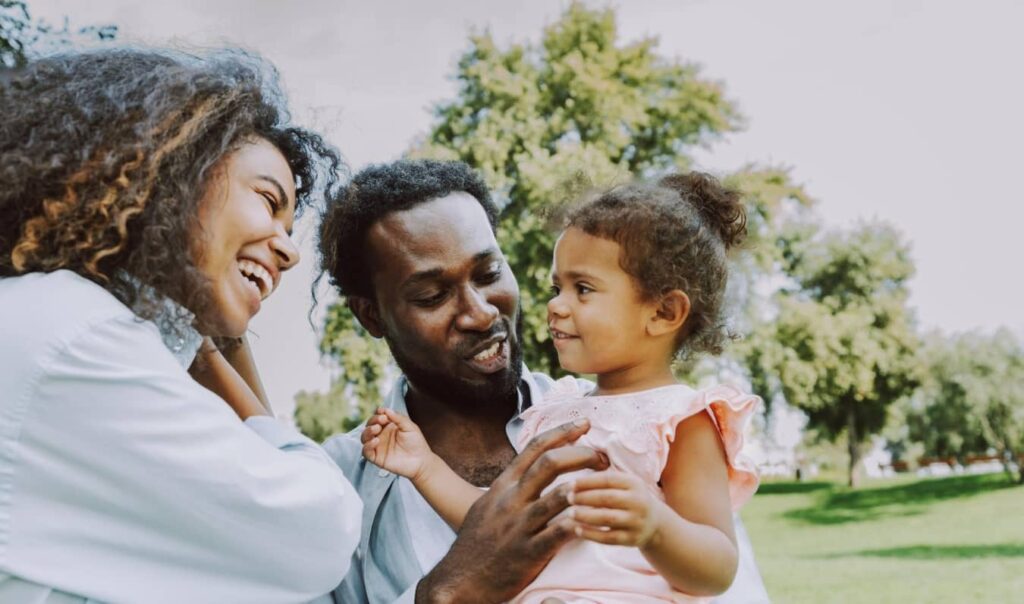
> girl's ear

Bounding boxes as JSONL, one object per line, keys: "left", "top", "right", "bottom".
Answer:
{"left": 348, "top": 296, "right": 385, "bottom": 338}
{"left": 647, "top": 289, "right": 690, "bottom": 337}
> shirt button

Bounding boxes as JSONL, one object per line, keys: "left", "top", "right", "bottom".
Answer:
{"left": 377, "top": 468, "right": 390, "bottom": 477}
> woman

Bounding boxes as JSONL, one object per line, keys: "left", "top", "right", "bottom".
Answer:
{"left": 0, "top": 49, "right": 361, "bottom": 603}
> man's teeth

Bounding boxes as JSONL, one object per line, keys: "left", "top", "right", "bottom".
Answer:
{"left": 473, "top": 341, "right": 502, "bottom": 361}
{"left": 238, "top": 259, "right": 271, "bottom": 300}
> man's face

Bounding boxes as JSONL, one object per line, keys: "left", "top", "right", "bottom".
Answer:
{"left": 362, "top": 192, "right": 522, "bottom": 410}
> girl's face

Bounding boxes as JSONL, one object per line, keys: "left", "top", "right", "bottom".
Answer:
{"left": 547, "top": 227, "right": 661, "bottom": 377}
{"left": 193, "top": 138, "right": 299, "bottom": 337}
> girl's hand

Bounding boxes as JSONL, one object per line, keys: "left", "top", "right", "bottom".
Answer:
{"left": 569, "top": 471, "right": 666, "bottom": 548}
{"left": 361, "top": 408, "right": 436, "bottom": 482}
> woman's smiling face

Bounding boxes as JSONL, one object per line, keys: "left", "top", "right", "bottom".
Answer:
{"left": 193, "top": 137, "right": 299, "bottom": 337}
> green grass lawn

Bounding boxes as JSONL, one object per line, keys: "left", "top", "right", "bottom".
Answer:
{"left": 741, "top": 472, "right": 1024, "bottom": 603}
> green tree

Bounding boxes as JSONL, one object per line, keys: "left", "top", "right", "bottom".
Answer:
{"left": 294, "top": 302, "right": 392, "bottom": 441}
{"left": 743, "top": 223, "right": 920, "bottom": 487}
{"left": 1, "top": 0, "right": 116, "bottom": 68}
{"left": 902, "top": 330, "right": 1024, "bottom": 482}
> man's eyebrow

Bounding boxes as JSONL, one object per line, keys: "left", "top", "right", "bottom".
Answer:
{"left": 403, "top": 248, "right": 501, "bottom": 289}
{"left": 255, "top": 174, "right": 294, "bottom": 235}
{"left": 472, "top": 248, "right": 500, "bottom": 264}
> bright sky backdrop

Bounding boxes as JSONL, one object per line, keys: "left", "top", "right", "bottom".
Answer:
{"left": 33, "top": 0, "right": 1024, "bottom": 417}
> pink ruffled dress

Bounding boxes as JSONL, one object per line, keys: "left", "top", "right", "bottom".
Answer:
{"left": 512, "top": 378, "right": 760, "bottom": 604}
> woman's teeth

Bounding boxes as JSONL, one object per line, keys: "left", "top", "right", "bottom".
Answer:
{"left": 238, "top": 259, "right": 271, "bottom": 300}
{"left": 473, "top": 341, "right": 502, "bottom": 361}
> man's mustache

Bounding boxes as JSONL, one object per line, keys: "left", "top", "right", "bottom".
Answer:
{"left": 456, "top": 320, "right": 513, "bottom": 358}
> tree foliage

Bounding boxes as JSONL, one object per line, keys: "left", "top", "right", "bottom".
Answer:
{"left": 743, "top": 223, "right": 920, "bottom": 486}
{"left": 901, "top": 330, "right": 1024, "bottom": 482}
{"left": 1, "top": 0, "right": 116, "bottom": 69}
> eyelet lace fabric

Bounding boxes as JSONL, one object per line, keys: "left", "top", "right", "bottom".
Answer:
{"left": 517, "top": 377, "right": 760, "bottom": 510}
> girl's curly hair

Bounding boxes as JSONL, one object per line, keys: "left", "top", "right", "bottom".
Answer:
{"left": 0, "top": 48, "right": 341, "bottom": 336}
{"left": 561, "top": 172, "right": 747, "bottom": 358}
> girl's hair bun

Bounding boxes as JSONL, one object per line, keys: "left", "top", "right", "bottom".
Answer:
{"left": 658, "top": 172, "right": 746, "bottom": 250}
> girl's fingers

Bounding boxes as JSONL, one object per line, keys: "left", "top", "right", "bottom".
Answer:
{"left": 381, "top": 408, "right": 417, "bottom": 431}
{"left": 569, "top": 505, "right": 637, "bottom": 530}
{"left": 572, "top": 525, "right": 636, "bottom": 546}
{"left": 572, "top": 470, "right": 635, "bottom": 492}
{"left": 570, "top": 488, "right": 635, "bottom": 510}
{"left": 360, "top": 423, "right": 383, "bottom": 443}
{"left": 361, "top": 439, "right": 379, "bottom": 463}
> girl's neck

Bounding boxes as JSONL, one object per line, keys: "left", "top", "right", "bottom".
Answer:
{"left": 591, "top": 362, "right": 679, "bottom": 396}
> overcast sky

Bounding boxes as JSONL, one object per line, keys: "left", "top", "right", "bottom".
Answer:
{"left": 33, "top": 0, "right": 1024, "bottom": 417}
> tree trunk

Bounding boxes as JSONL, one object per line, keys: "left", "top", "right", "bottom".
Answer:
{"left": 847, "top": 405, "right": 861, "bottom": 488}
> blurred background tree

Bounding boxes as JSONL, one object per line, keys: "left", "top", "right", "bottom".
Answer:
{"left": 742, "top": 223, "right": 921, "bottom": 487}
{"left": 1, "top": 0, "right": 115, "bottom": 68}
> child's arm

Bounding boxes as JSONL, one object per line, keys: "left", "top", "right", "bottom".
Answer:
{"left": 570, "top": 411, "right": 738, "bottom": 597}
{"left": 361, "top": 408, "right": 484, "bottom": 530}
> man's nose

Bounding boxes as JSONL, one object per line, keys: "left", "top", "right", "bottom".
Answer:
{"left": 455, "top": 286, "right": 499, "bottom": 331}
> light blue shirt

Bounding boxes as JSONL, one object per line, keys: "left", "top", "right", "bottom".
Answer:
{"left": 323, "top": 371, "right": 769, "bottom": 603}
{"left": 0, "top": 271, "right": 363, "bottom": 604}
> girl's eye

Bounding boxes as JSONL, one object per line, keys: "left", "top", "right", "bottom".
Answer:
{"left": 550, "top": 285, "right": 561, "bottom": 296}
{"left": 576, "top": 284, "right": 593, "bottom": 296}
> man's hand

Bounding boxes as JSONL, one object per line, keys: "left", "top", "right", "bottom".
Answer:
{"left": 415, "top": 419, "right": 609, "bottom": 604}
{"left": 361, "top": 408, "right": 436, "bottom": 482}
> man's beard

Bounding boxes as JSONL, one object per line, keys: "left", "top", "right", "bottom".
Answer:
{"left": 388, "top": 311, "right": 524, "bottom": 416}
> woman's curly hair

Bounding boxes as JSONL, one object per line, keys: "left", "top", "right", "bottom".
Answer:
{"left": 560, "top": 172, "right": 747, "bottom": 358}
{"left": 0, "top": 48, "right": 342, "bottom": 336}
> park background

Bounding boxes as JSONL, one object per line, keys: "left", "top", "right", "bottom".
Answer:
{"left": 9, "top": 0, "right": 1024, "bottom": 601}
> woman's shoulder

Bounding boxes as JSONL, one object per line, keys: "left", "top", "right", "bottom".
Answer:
{"left": 0, "top": 270, "right": 133, "bottom": 326}
{"left": 0, "top": 270, "right": 172, "bottom": 379}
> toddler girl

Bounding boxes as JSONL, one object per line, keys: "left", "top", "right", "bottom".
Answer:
{"left": 362, "top": 172, "right": 760, "bottom": 602}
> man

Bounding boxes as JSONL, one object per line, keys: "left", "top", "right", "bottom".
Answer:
{"left": 318, "top": 159, "right": 769, "bottom": 603}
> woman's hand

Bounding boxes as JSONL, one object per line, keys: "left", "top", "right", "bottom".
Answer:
{"left": 568, "top": 471, "right": 665, "bottom": 548}
{"left": 361, "top": 408, "right": 438, "bottom": 482}
{"left": 188, "top": 337, "right": 268, "bottom": 420}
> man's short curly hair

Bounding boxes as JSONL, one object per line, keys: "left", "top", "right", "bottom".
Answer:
{"left": 0, "top": 48, "right": 341, "bottom": 336}
{"left": 318, "top": 159, "right": 497, "bottom": 299}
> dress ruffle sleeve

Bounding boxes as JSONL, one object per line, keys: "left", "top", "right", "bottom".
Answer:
{"left": 658, "top": 384, "right": 761, "bottom": 510}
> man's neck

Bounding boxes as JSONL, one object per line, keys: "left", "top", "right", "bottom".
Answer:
{"left": 405, "top": 383, "right": 519, "bottom": 487}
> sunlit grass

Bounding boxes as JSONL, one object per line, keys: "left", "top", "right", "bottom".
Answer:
{"left": 741, "top": 473, "right": 1024, "bottom": 603}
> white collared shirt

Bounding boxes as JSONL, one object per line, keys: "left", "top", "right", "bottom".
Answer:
{"left": 0, "top": 271, "right": 362, "bottom": 604}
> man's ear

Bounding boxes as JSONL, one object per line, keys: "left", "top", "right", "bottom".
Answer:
{"left": 647, "top": 289, "right": 690, "bottom": 337}
{"left": 347, "top": 296, "right": 385, "bottom": 339}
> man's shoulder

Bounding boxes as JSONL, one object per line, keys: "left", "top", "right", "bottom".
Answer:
{"left": 321, "top": 426, "right": 366, "bottom": 477}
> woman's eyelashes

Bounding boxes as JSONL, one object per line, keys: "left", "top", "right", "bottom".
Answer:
{"left": 259, "top": 190, "right": 281, "bottom": 213}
